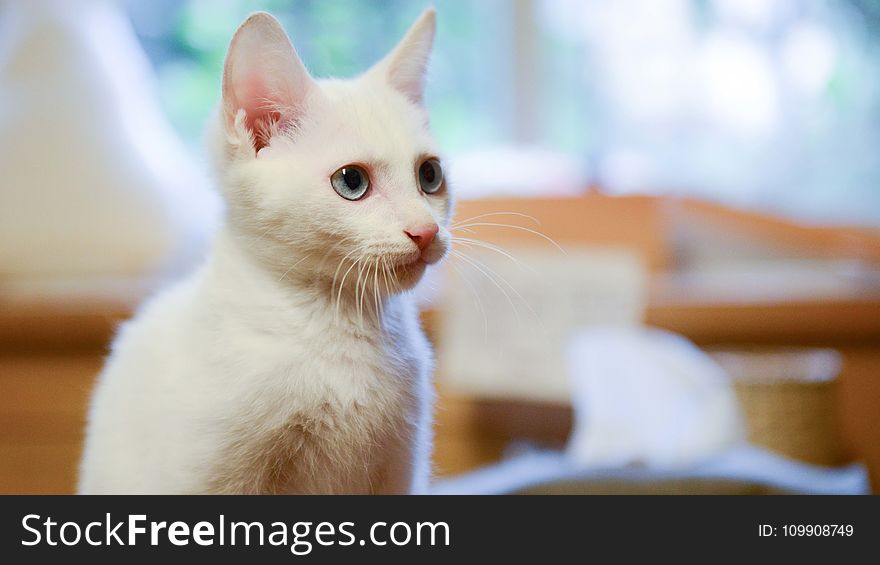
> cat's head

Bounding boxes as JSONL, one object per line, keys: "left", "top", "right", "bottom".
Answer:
{"left": 214, "top": 10, "right": 449, "bottom": 295}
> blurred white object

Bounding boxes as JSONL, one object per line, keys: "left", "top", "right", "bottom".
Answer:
{"left": 447, "top": 145, "right": 587, "bottom": 198}
{"left": 566, "top": 327, "right": 746, "bottom": 468}
{"left": 432, "top": 446, "right": 869, "bottom": 495}
{"left": 0, "top": 0, "right": 216, "bottom": 278}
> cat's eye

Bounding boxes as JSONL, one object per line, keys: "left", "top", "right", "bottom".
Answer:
{"left": 418, "top": 158, "right": 443, "bottom": 194}
{"left": 330, "top": 165, "right": 370, "bottom": 201}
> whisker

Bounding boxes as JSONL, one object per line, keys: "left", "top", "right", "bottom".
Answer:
{"left": 450, "top": 222, "right": 566, "bottom": 255}
{"left": 381, "top": 255, "right": 393, "bottom": 296}
{"left": 336, "top": 253, "right": 361, "bottom": 323}
{"left": 330, "top": 247, "right": 358, "bottom": 288}
{"left": 355, "top": 258, "right": 368, "bottom": 328}
{"left": 451, "top": 250, "right": 521, "bottom": 324}
{"left": 451, "top": 237, "right": 536, "bottom": 274}
{"left": 456, "top": 249, "right": 545, "bottom": 331}
{"left": 331, "top": 248, "right": 360, "bottom": 303}
{"left": 315, "top": 233, "right": 356, "bottom": 273}
{"left": 278, "top": 253, "right": 312, "bottom": 282}
{"left": 452, "top": 211, "right": 541, "bottom": 228}
{"left": 373, "top": 257, "right": 383, "bottom": 322}
{"left": 382, "top": 254, "right": 397, "bottom": 294}
{"left": 448, "top": 261, "right": 488, "bottom": 340}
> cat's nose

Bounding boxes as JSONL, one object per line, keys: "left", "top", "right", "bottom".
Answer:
{"left": 404, "top": 224, "right": 438, "bottom": 251}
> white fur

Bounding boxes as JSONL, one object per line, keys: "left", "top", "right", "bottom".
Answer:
{"left": 78, "top": 9, "right": 449, "bottom": 494}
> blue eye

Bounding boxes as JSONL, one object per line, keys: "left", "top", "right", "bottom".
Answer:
{"left": 418, "top": 158, "right": 443, "bottom": 194}
{"left": 331, "top": 165, "right": 370, "bottom": 200}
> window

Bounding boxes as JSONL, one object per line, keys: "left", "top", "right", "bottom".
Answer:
{"left": 127, "top": 0, "right": 880, "bottom": 224}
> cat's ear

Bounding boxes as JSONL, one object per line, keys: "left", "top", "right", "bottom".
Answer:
{"left": 371, "top": 8, "right": 436, "bottom": 106}
{"left": 221, "top": 12, "right": 314, "bottom": 152}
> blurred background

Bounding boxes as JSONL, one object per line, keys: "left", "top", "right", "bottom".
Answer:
{"left": 1, "top": 0, "right": 879, "bottom": 494}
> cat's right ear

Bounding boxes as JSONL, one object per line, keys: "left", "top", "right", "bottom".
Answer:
{"left": 221, "top": 12, "right": 314, "bottom": 153}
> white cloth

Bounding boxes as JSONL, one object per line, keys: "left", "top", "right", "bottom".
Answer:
{"left": 565, "top": 327, "right": 746, "bottom": 468}
{"left": 0, "top": 0, "right": 216, "bottom": 277}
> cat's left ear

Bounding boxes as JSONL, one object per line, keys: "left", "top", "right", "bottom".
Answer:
{"left": 371, "top": 8, "right": 436, "bottom": 106}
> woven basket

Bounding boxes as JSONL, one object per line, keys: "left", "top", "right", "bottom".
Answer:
{"left": 709, "top": 348, "right": 843, "bottom": 467}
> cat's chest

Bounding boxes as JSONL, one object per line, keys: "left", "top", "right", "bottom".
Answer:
{"left": 206, "top": 308, "right": 424, "bottom": 420}
{"left": 202, "top": 318, "right": 423, "bottom": 493}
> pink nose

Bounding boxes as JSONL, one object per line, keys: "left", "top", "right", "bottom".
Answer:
{"left": 405, "top": 224, "right": 438, "bottom": 251}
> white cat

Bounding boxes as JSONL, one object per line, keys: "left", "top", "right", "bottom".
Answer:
{"left": 78, "top": 9, "right": 450, "bottom": 494}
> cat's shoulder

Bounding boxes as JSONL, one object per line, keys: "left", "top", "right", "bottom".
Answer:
{"left": 110, "top": 270, "right": 203, "bottom": 352}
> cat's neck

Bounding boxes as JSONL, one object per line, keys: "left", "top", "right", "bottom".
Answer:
{"left": 200, "top": 228, "right": 400, "bottom": 333}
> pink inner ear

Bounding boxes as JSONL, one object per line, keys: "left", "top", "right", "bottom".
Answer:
{"left": 237, "top": 72, "right": 284, "bottom": 153}
{"left": 223, "top": 13, "right": 313, "bottom": 153}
